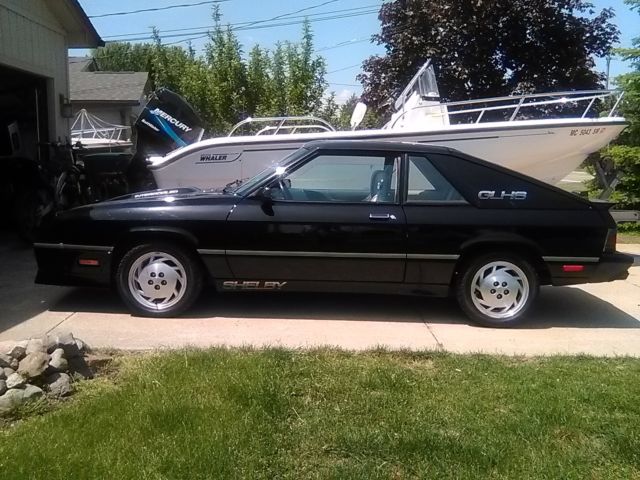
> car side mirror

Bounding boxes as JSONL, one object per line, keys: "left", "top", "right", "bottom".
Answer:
{"left": 254, "top": 186, "right": 273, "bottom": 204}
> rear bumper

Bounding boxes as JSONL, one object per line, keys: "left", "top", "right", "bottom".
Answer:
{"left": 34, "top": 243, "right": 113, "bottom": 287}
{"left": 548, "top": 252, "right": 633, "bottom": 286}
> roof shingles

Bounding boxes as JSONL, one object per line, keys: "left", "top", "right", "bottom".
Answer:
{"left": 70, "top": 71, "right": 149, "bottom": 104}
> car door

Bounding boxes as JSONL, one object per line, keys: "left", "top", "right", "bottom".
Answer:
{"left": 401, "top": 153, "right": 472, "bottom": 286}
{"left": 224, "top": 149, "right": 407, "bottom": 284}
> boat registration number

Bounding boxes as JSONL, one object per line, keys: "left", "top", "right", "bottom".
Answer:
{"left": 569, "top": 127, "right": 606, "bottom": 136}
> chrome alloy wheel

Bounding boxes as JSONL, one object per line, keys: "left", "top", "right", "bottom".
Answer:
{"left": 470, "top": 261, "right": 529, "bottom": 320}
{"left": 127, "top": 252, "right": 188, "bottom": 311}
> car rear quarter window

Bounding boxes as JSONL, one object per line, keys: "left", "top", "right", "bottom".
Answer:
{"left": 406, "top": 155, "right": 465, "bottom": 203}
{"left": 427, "top": 153, "right": 591, "bottom": 210}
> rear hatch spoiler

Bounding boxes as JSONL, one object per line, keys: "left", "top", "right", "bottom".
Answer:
{"left": 589, "top": 200, "right": 615, "bottom": 212}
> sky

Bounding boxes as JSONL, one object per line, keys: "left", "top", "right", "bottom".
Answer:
{"left": 77, "top": 0, "right": 638, "bottom": 103}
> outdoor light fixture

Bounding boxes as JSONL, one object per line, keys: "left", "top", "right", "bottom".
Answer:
{"left": 59, "top": 94, "right": 73, "bottom": 118}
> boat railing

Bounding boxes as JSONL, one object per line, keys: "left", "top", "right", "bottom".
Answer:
{"left": 228, "top": 116, "right": 336, "bottom": 136}
{"left": 71, "top": 125, "right": 131, "bottom": 141}
{"left": 387, "top": 89, "right": 624, "bottom": 128}
{"left": 71, "top": 109, "right": 131, "bottom": 142}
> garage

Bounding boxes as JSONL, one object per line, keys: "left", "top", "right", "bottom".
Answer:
{"left": 0, "top": 0, "right": 102, "bottom": 239}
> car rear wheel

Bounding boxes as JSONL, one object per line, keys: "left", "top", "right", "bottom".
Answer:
{"left": 456, "top": 253, "right": 539, "bottom": 327}
{"left": 116, "top": 243, "right": 203, "bottom": 317}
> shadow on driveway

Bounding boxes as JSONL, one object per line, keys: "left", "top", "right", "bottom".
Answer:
{"left": 0, "top": 232, "right": 72, "bottom": 334}
{"left": 46, "top": 284, "right": 639, "bottom": 329}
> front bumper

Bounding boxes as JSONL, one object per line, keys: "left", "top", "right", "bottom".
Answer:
{"left": 34, "top": 243, "right": 114, "bottom": 287}
{"left": 549, "top": 252, "right": 634, "bottom": 286}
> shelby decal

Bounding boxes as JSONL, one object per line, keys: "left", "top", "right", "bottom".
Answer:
{"left": 199, "top": 152, "right": 241, "bottom": 164}
{"left": 223, "top": 281, "right": 287, "bottom": 291}
{"left": 149, "top": 108, "right": 192, "bottom": 133}
{"left": 478, "top": 190, "right": 527, "bottom": 201}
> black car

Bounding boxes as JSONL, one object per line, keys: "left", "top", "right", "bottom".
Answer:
{"left": 33, "top": 140, "right": 633, "bottom": 327}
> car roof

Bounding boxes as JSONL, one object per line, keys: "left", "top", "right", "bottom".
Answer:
{"left": 301, "top": 139, "right": 455, "bottom": 155}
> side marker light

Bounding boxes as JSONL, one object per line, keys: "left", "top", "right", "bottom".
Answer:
{"left": 562, "top": 265, "right": 584, "bottom": 272}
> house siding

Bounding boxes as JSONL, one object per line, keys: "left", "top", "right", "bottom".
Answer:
{"left": 0, "top": 0, "right": 71, "bottom": 140}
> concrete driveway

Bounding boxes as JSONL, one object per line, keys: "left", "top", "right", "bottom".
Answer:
{"left": 1, "top": 232, "right": 639, "bottom": 356}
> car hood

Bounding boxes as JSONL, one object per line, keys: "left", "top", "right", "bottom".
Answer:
{"left": 91, "top": 186, "right": 237, "bottom": 206}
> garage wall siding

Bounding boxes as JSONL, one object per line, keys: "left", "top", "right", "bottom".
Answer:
{"left": 0, "top": 0, "right": 71, "bottom": 140}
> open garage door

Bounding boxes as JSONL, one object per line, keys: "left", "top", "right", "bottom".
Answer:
{"left": 0, "top": 64, "right": 50, "bottom": 238}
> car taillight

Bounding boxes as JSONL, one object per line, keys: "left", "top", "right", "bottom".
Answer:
{"left": 604, "top": 228, "right": 617, "bottom": 253}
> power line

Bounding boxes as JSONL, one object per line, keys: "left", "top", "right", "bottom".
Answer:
{"left": 88, "top": 1, "right": 230, "bottom": 19}
{"left": 240, "top": 0, "right": 339, "bottom": 30}
{"left": 102, "top": 4, "right": 380, "bottom": 39}
{"left": 316, "top": 38, "right": 371, "bottom": 52}
{"left": 327, "top": 63, "right": 362, "bottom": 74}
{"left": 104, "top": 8, "right": 379, "bottom": 43}
{"left": 160, "top": 0, "right": 342, "bottom": 47}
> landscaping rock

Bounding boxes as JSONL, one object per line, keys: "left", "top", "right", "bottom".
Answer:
{"left": 46, "top": 373, "right": 72, "bottom": 397}
{"left": 75, "top": 338, "right": 89, "bottom": 354}
{"left": 0, "top": 369, "right": 5, "bottom": 380}
{"left": 18, "top": 352, "right": 49, "bottom": 379}
{"left": 0, "top": 388, "right": 25, "bottom": 412}
{"left": 68, "top": 355, "right": 94, "bottom": 379}
{"left": 56, "top": 332, "right": 82, "bottom": 358}
{"left": 0, "top": 353, "right": 14, "bottom": 369}
{"left": 3, "top": 367, "right": 15, "bottom": 378}
{"left": 26, "top": 338, "right": 46, "bottom": 355}
{"left": 6, "top": 372, "right": 25, "bottom": 389}
{"left": 48, "top": 348, "right": 68, "bottom": 373}
{"left": 0, "top": 380, "right": 6, "bottom": 396}
{"left": 22, "top": 384, "right": 43, "bottom": 400}
{"left": 8, "top": 345, "right": 26, "bottom": 360}
{"left": 85, "top": 354, "right": 112, "bottom": 372}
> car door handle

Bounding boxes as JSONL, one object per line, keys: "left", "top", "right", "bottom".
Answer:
{"left": 369, "top": 213, "right": 397, "bottom": 220}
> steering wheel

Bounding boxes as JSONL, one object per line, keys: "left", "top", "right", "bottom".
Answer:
{"left": 278, "top": 178, "right": 293, "bottom": 200}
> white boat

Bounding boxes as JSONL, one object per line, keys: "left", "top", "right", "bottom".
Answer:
{"left": 148, "top": 61, "right": 627, "bottom": 189}
{"left": 71, "top": 109, "right": 133, "bottom": 152}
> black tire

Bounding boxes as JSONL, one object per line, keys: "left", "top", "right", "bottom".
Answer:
{"left": 116, "top": 242, "right": 203, "bottom": 317}
{"left": 456, "top": 253, "right": 539, "bottom": 327}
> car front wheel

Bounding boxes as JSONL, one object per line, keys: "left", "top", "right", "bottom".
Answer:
{"left": 116, "top": 243, "right": 203, "bottom": 317}
{"left": 456, "top": 253, "right": 539, "bottom": 327}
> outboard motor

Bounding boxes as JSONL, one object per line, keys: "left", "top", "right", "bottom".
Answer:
{"left": 134, "top": 88, "right": 205, "bottom": 157}
{"left": 82, "top": 88, "right": 206, "bottom": 197}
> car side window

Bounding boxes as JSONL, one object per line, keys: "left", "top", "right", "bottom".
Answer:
{"left": 406, "top": 155, "right": 464, "bottom": 202}
{"left": 269, "top": 152, "right": 400, "bottom": 203}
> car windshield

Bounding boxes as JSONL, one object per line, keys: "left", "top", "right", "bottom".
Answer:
{"left": 231, "top": 147, "right": 309, "bottom": 196}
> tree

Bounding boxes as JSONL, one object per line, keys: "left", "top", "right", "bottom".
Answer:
{"left": 246, "top": 46, "right": 273, "bottom": 116}
{"left": 589, "top": 0, "right": 640, "bottom": 209}
{"left": 90, "top": 8, "right": 328, "bottom": 135}
{"left": 359, "top": 0, "right": 619, "bottom": 113}
{"left": 92, "top": 42, "right": 154, "bottom": 72}
{"left": 287, "top": 20, "right": 327, "bottom": 115}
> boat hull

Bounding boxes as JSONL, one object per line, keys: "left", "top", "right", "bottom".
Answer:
{"left": 149, "top": 117, "right": 627, "bottom": 189}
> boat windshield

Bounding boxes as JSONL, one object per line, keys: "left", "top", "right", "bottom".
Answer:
{"left": 394, "top": 60, "right": 440, "bottom": 110}
{"left": 231, "top": 147, "right": 309, "bottom": 196}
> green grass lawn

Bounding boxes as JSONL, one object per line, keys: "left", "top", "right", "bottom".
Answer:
{"left": 1, "top": 349, "right": 640, "bottom": 479}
